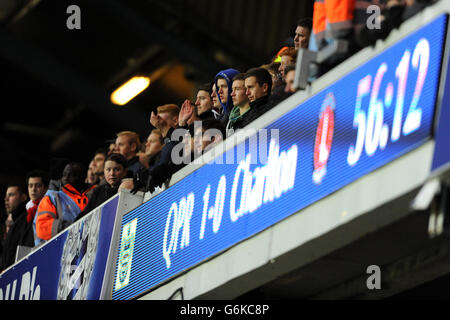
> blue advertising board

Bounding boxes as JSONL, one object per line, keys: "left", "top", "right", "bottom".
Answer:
{"left": 0, "top": 196, "right": 119, "bottom": 300}
{"left": 432, "top": 28, "right": 450, "bottom": 173}
{"left": 112, "top": 14, "right": 447, "bottom": 300}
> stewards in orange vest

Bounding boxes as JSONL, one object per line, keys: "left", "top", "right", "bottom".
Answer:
{"left": 34, "top": 162, "right": 95, "bottom": 244}
{"left": 312, "top": 0, "right": 356, "bottom": 50}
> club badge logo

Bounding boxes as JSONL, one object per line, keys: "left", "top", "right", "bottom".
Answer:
{"left": 114, "top": 218, "right": 138, "bottom": 292}
{"left": 57, "top": 208, "right": 101, "bottom": 300}
{"left": 313, "top": 93, "right": 335, "bottom": 185}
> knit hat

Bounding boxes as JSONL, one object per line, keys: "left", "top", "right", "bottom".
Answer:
{"left": 214, "top": 68, "right": 240, "bottom": 113}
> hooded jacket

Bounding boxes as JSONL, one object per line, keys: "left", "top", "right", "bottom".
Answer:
{"left": 214, "top": 68, "right": 240, "bottom": 122}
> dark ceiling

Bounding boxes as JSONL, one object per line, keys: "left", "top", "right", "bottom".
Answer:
{"left": 0, "top": 0, "right": 313, "bottom": 202}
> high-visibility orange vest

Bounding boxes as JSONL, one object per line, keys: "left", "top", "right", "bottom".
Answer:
{"left": 35, "top": 184, "right": 95, "bottom": 242}
{"left": 313, "top": 0, "right": 327, "bottom": 48}
{"left": 313, "top": 0, "right": 356, "bottom": 49}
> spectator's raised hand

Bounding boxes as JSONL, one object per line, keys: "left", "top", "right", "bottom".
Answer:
{"left": 150, "top": 111, "right": 158, "bottom": 127}
{"left": 179, "top": 100, "right": 194, "bottom": 127}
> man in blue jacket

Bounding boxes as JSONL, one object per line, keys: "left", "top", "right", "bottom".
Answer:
{"left": 213, "top": 68, "right": 240, "bottom": 124}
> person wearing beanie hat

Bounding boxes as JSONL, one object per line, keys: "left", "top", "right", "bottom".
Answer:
{"left": 213, "top": 68, "right": 240, "bottom": 124}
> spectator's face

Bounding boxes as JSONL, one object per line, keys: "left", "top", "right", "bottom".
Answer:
{"left": 216, "top": 78, "right": 229, "bottom": 105}
{"left": 285, "top": 70, "right": 296, "bottom": 94}
{"left": 294, "top": 26, "right": 311, "bottom": 50}
{"left": 211, "top": 84, "right": 221, "bottom": 109}
{"left": 279, "top": 55, "right": 294, "bottom": 78}
{"left": 4, "top": 186, "right": 26, "bottom": 214}
{"left": 93, "top": 153, "right": 106, "bottom": 175}
{"left": 86, "top": 161, "right": 96, "bottom": 184}
{"left": 270, "top": 71, "right": 283, "bottom": 89}
{"left": 195, "top": 90, "right": 212, "bottom": 115}
{"left": 108, "top": 143, "right": 115, "bottom": 156}
{"left": 194, "top": 127, "right": 204, "bottom": 155}
{"left": 28, "top": 177, "right": 47, "bottom": 202}
{"left": 62, "top": 163, "right": 86, "bottom": 190}
{"left": 202, "top": 130, "right": 223, "bottom": 153}
{"left": 158, "top": 112, "right": 178, "bottom": 129}
{"left": 115, "top": 135, "right": 135, "bottom": 160}
{"left": 145, "top": 133, "right": 163, "bottom": 157}
{"left": 245, "top": 76, "right": 267, "bottom": 103}
{"left": 104, "top": 160, "right": 127, "bottom": 187}
{"left": 231, "top": 80, "right": 249, "bottom": 108}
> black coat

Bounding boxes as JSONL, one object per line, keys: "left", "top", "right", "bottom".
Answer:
{"left": 211, "top": 107, "right": 230, "bottom": 125}
{"left": 75, "top": 183, "right": 118, "bottom": 221}
{"left": 0, "top": 201, "right": 34, "bottom": 271}
{"left": 232, "top": 95, "right": 274, "bottom": 130}
{"left": 126, "top": 156, "right": 146, "bottom": 176}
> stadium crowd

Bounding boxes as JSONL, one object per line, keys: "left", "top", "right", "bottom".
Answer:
{"left": 0, "top": 0, "right": 434, "bottom": 273}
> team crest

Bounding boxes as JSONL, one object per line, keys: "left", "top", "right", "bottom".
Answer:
{"left": 313, "top": 93, "right": 335, "bottom": 185}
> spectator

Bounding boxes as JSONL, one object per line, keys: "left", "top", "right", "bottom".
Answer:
{"left": 138, "top": 129, "right": 164, "bottom": 169}
{"left": 48, "top": 157, "right": 70, "bottom": 191}
{"left": 181, "top": 123, "right": 198, "bottom": 164}
{"left": 239, "top": 67, "right": 275, "bottom": 127}
{"left": 35, "top": 162, "right": 95, "bottom": 244}
{"left": 262, "top": 61, "right": 290, "bottom": 103}
{"left": 210, "top": 82, "right": 221, "bottom": 118}
{"left": 226, "top": 73, "right": 251, "bottom": 132}
{"left": 244, "top": 67, "right": 273, "bottom": 109}
{"left": 244, "top": 68, "right": 272, "bottom": 103}
{"left": 129, "top": 117, "right": 228, "bottom": 195}
{"left": 130, "top": 104, "right": 201, "bottom": 194}
{"left": 284, "top": 65, "right": 298, "bottom": 95}
{"left": 150, "top": 104, "right": 180, "bottom": 142}
{"left": 278, "top": 47, "right": 297, "bottom": 81}
{"left": 1, "top": 183, "right": 28, "bottom": 271}
{"left": 106, "top": 139, "right": 116, "bottom": 156}
{"left": 294, "top": 18, "right": 313, "bottom": 50}
{"left": 86, "top": 159, "right": 97, "bottom": 185}
{"left": 272, "top": 46, "right": 289, "bottom": 63}
{"left": 75, "top": 154, "right": 128, "bottom": 221}
{"left": 194, "top": 119, "right": 227, "bottom": 156}
{"left": 92, "top": 148, "right": 107, "bottom": 184}
{"left": 195, "top": 82, "right": 217, "bottom": 121}
{"left": 212, "top": 68, "right": 240, "bottom": 123}
{"left": 195, "top": 83, "right": 214, "bottom": 117}
{"left": 262, "top": 62, "right": 283, "bottom": 93}
{"left": 26, "top": 170, "right": 49, "bottom": 247}
{"left": 137, "top": 104, "right": 183, "bottom": 192}
{"left": 114, "top": 131, "right": 145, "bottom": 175}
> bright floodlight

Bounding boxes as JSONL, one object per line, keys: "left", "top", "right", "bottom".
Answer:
{"left": 111, "top": 76, "right": 150, "bottom": 106}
